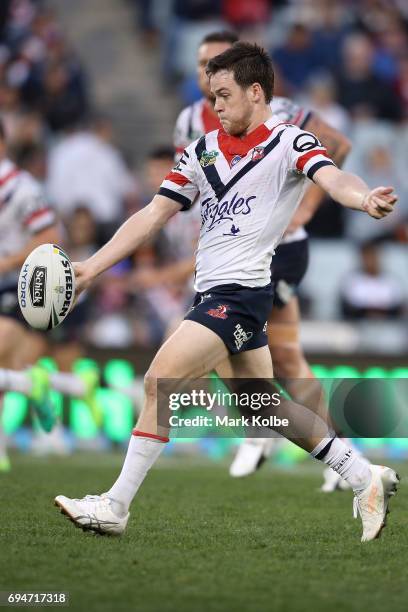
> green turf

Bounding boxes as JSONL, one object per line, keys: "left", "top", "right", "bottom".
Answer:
{"left": 1, "top": 453, "right": 407, "bottom": 612}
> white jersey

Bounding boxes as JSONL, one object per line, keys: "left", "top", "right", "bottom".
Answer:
{"left": 174, "top": 96, "right": 312, "bottom": 244}
{"left": 160, "top": 115, "right": 335, "bottom": 292}
{"left": 0, "top": 159, "right": 56, "bottom": 290}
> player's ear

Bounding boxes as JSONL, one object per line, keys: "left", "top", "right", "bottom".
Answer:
{"left": 249, "top": 83, "right": 263, "bottom": 103}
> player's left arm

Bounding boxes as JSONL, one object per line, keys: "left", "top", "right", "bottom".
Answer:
{"left": 312, "top": 164, "right": 397, "bottom": 218}
{"left": 286, "top": 116, "right": 351, "bottom": 232}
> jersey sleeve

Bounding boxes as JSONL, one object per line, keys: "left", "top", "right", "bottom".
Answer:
{"left": 17, "top": 177, "right": 57, "bottom": 234}
{"left": 287, "top": 129, "right": 336, "bottom": 181}
{"left": 158, "top": 145, "right": 199, "bottom": 212}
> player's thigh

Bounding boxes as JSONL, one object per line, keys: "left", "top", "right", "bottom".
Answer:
{"left": 228, "top": 345, "right": 273, "bottom": 379}
{"left": 0, "top": 316, "right": 27, "bottom": 367}
{"left": 138, "top": 320, "right": 229, "bottom": 433}
{"left": 146, "top": 319, "right": 229, "bottom": 384}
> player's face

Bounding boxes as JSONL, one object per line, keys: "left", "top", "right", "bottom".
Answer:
{"left": 197, "top": 42, "right": 233, "bottom": 99}
{"left": 210, "top": 70, "right": 254, "bottom": 136}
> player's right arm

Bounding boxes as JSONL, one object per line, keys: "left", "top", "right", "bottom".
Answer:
{"left": 74, "top": 196, "right": 182, "bottom": 293}
{"left": 288, "top": 129, "right": 397, "bottom": 219}
{"left": 312, "top": 165, "right": 397, "bottom": 217}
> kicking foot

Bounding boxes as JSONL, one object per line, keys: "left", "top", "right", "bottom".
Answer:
{"left": 55, "top": 494, "right": 129, "bottom": 535}
{"left": 353, "top": 464, "right": 399, "bottom": 542}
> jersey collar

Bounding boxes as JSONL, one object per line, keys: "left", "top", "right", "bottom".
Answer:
{"left": 217, "top": 115, "right": 283, "bottom": 166}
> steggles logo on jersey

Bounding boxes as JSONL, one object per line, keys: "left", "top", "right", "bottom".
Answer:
{"left": 201, "top": 192, "right": 256, "bottom": 233}
{"left": 199, "top": 150, "right": 219, "bottom": 167}
{"left": 206, "top": 304, "right": 230, "bottom": 319}
{"left": 233, "top": 324, "right": 253, "bottom": 351}
{"left": 230, "top": 155, "right": 241, "bottom": 167}
{"left": 251, "top": 146, "right": 265, "bottom": 161}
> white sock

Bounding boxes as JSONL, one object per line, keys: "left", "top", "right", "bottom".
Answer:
{"left": 340, "top": 437, "right": 370, "bottom": 464}
{"left": 107, "top": 434, "right": 167, "bottom": 515}
{"left": 312, "top": 437, "right": 371, "bottom": 491}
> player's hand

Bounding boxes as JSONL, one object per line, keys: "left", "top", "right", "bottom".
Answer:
{"left": 72, "top": 261, "right": 93, "bottom": 297}
{"left": 362, "top": 186, "right": 398, "bottom": 219}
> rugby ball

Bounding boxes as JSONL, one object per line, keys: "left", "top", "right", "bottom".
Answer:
{"left": 18, "top": 244, "right": 76, "bottom": 330}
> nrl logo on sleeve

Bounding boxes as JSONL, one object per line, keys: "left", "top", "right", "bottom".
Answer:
{"left": 200, "top": 150, "right": 219, "bottom": 167}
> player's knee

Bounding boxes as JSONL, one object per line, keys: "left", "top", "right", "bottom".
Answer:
{"left": 144, "top": 369, "right": 159, "bottom": 403}
{"left": 271, "top": 344, "right": 305, "bottom": 379}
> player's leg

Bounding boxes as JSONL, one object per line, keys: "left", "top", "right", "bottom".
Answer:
{"left": 229, "top": 297, "right": 310, "bottom": 477}
{"left": 55, "top": 319, "right": 230, "bottom": 533}
{"left": 268, "top": 295, "right": 330, "bottom": 425}
{"left": 269, "top": 296, "right": 370, "bottom": 492}
{"left": 219, "top": 352, "right": 278, "bottom": 476}
{"left": 229, "top": 240, "right": 311, "bottom": 476}
{"left": 228, "top": 344, "right": 399, "bottom": 541}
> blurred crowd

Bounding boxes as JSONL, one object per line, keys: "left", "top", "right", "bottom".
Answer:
{"left": 0, "top": 0, "right": 406, "bottom": 353}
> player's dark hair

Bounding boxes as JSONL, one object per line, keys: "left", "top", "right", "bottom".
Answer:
{"left": 0, "top": 118, "right": 5, "bottom": 140}
{"left": 201, "top": 30, "right": 239, "bottom": 46}
{"left": 206, "top": 42, "right": 274, "bottom": 104}
{"left": 148, "top": 146, "right": 174, "bottom": 161}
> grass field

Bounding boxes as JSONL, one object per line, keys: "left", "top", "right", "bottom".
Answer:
{"left": 1, "top": 452, "right": 407, "bottom": 612}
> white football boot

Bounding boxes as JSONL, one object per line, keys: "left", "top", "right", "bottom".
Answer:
{"left": 55, "top": 494, "right": 129, "bottom": 535}
{"left": 321, "top": 467, "right": 351, "bottom": 493}
{"left": 352, "top": 465, "right": 399, "bottom": 542}
{"left": 229, "top": 438, "right": 277, "bottom": 477}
